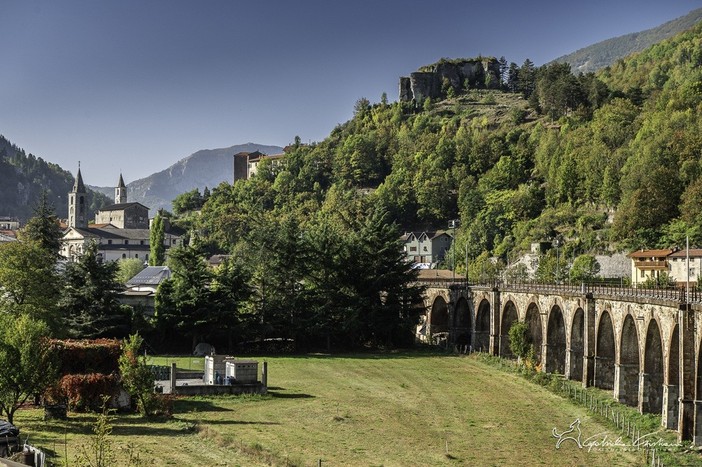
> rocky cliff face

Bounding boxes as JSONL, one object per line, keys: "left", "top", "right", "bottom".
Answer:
{"left": 399, "top": 58, "right": 501, "bottom": 102}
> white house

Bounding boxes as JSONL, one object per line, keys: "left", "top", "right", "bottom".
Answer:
{"left": 667, "top": 249, "right": 702, "bottom": 286}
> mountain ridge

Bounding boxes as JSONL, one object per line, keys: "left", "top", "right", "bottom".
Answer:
{"left": 550, "top": 7, "right": 702, "bottom": 73}
{"left": 90, "top": 143, "right": 283, "bottom": 214}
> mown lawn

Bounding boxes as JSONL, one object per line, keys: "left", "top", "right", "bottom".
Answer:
{"left": 15, "top": 351, "right": 648, "bottom": 466}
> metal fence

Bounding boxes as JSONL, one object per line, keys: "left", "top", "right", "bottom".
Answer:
{"left": 420, "top": 277, "right": 702, "bottom": 305}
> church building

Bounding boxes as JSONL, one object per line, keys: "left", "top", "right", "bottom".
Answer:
{"left": 61, "top": 169, "right": 184, "bottom": 262}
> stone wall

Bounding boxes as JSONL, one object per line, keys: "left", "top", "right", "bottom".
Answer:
{"left": 595, "top": 253, "right": 629, "bottom": 279}
{"left": 399, "top": 58, "right": 501, "bottom": 102}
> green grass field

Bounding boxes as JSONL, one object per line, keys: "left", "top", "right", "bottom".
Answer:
{"left": 14, "top": 352, "right": 653, "bottom": 466}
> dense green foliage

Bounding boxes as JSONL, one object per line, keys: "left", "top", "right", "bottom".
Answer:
{"left": 0, "top": 241, "right": 61, "bottom": 328}
{"left": 148, "top": 212, "right": 165, "bottom": 266}
{"left": 172, "top": 187, "right": 209, "bottom": 215}
{"left": 155, "top": 246, "right": 250, "bottom": 350}
{"left": 508, "top": 321, "right": 530, "bottom": 362}
{"left": 18, "top": 191, "right": 63, "bottom": 256}
{"left": 118, "top": 334, "right": 156, "bottom": 416}
{"left": 0, "top": 314, "right": 57, "bottom": 424}
{"left": 156, "top": 198, "right": 424, "bottom": 351}
{"left": 116, "top": 258, "right": 146, "bottom": 284}
{"left": 59, "top": 242, "right": 131, "bottom": 338}
{"left": 0, "top": 136, "right": 110, "bottom": 222}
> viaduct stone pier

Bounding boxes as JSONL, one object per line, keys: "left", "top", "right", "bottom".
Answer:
{"left": 419, "top": 279, "right": 702, "bottom": 443}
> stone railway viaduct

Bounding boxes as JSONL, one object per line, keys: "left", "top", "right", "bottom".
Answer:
{"left": 420, "top": 279, "right": 702, "bottom": 443}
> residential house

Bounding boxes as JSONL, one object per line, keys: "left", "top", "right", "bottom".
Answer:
{"left": 0, "top": 217, "right": 19, "bottom": 230}
{"left": 667, "top": 249, "right": 702, "bottom": 286}
{"left": 233, "top": 151, "right": 285, "bottom": 181}
{"left": 402, "top": 231, "right": 453, "bottom": 266}
{"left": 628, "top": 249, "right": 675, "bottom": 287}
{"left": 120, "top": 266, "right": 172, "bottom": 315}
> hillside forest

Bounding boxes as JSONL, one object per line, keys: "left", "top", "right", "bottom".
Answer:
{"left": 191, "top": 23, "right": 702, "bottom": 280}
{"left": 0, "top": 137, "right": 109, "bottom": 221}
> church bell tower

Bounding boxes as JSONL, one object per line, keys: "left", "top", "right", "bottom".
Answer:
{"left": 116, "top": 173, "right": 127, "bottom": 204}
{"left": 68, "top": 165, "right": 88, "bottom": 229}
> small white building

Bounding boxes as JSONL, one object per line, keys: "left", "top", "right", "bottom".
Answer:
{"left": 0, "top": 217, "right": 19, "bottom": 230}
{"left": 667, "top": 249, "right": 702, "bottom": 286}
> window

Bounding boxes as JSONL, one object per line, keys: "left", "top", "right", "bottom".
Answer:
{"left": 140, "top": 240, "right": 144, "bottom": 245}
{"left": 107, "top": 240, "right": 112, "bottom": 245}
{"left": 410, "top": 246, "right": 417, "bottom": 252}
{"left": 122, "top": 254, "right": 126, "bottom": 259}
{"left": 135, "top": 254, "right": 139, "bottom": 259}
{"left": 423, "top": 246, "right": 428, "bottom": 252}
{"left": 124, "top": 240, "right": 129, "bottom": 245}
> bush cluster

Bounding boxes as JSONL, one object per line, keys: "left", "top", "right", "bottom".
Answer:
{"left": 50, "top": 338, "right": 121, "bottom": 375}
{"left": 53, "top": 373, "right": 120, "bottom": 412}
{"left": 46, "top": 339, "right": 122, "bottom": 412}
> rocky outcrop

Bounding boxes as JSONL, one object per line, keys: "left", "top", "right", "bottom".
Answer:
{"left": 399, "top": 57, "right": 501, "bottom": 102}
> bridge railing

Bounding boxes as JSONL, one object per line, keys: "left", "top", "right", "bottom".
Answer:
{"left": 453, "top": 278, "right": 702, "bottom": 305}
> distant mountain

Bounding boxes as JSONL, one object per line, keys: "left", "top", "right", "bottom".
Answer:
{"left": 0, "top": 135, "right": 110, "bottom": 223}
{"left": 550, "top": 8, "right": 702, "bottom": 73}
{"left": 90, "top": 143, "right": 284, "bottom": 214}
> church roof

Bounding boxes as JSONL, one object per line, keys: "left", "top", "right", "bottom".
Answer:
{"left": 118, "top": 173, "right": 126, "bottom": 188}
{"left": 69, "top": 226, "right": 151, "bottom": 240}
{"left": 73, "top": 168, "right": 85, "bottom": 193}
{"left": 99, "top": 202, "right": 149, "bottom": 212}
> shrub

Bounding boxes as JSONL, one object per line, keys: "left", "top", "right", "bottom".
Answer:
{"left": 53, "top": 373, "right": 119, "bottom": 412}
{"left": 508, "top": 322, "right": 530, "bottom": 362}
{"left": 51, "top": 339, "right": 121, "bottom": 375}
{"left": 119, "top": 334, "right": 157, "bottom": 416}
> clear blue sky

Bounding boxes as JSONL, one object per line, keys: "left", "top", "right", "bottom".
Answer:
{"left": 1, "top": 0, "right": 700, "bottom": 186}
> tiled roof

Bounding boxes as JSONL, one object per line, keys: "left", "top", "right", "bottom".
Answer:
{"left": 71, "top": 226, "right": 151, "bottom": 240}
{"left": 628, "top": 249, "right": 675, "bottom": 258}
{"left": 669, "top": 249, "right": 702, "bottom": 258}
{"left": 99, "top": 202, "right": 149, "bottom": 211}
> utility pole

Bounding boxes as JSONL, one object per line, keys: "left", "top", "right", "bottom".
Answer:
{"left": 686, "top": 235, "right": 690, "bottom": 303}
{"left": 449, "top": 219, "right": 460, "bottom": 282}
{"left": 554, "top": 238, "right": 561, "bottom": 284}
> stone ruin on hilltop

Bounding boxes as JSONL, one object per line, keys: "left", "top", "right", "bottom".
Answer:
{"left": 399, "top": 57, "right": 501, "bottom": 102}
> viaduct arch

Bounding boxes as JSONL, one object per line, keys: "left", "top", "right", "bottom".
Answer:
{"left": 417, "top": 280, "right": 702, "bottom": 443}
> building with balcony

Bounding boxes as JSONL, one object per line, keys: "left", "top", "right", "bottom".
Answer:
{"left": 628, "top": 248, "right": 675, "bottom": 287}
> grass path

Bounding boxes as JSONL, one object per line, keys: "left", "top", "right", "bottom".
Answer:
{"left": 16, "top": 352, "right": 645, "bottom": 466}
